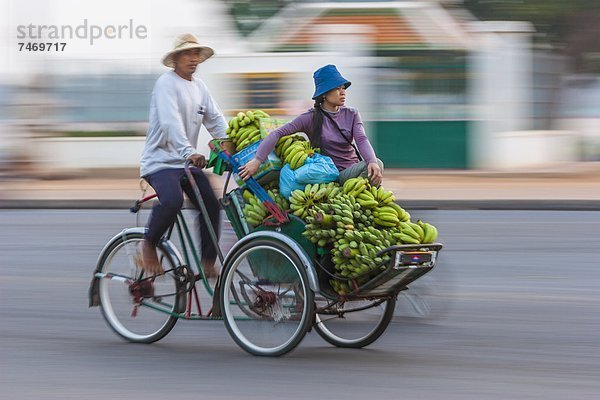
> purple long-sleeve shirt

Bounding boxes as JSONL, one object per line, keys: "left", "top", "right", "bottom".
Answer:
{"left": 255, "top": 107, "right": 377, "bottom": 171}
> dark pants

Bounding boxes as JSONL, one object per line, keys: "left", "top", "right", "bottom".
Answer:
{"left": 144, "top": 167, "right": 221, "bottom": 264}
{"left": 337, "top": 159, "right": 385, "bottom": 185}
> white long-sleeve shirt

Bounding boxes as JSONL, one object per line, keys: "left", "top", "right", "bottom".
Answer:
{"left": 140, "top": 71, "right": 227, "bottom": 177}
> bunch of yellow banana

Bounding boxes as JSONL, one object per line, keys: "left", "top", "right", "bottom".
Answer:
{"left": 311, "top": 181, "right": 341, "bottom": 203}
{"left": 289, "top": 182, "right": 339, "bottom": 219}
{"left": 226, "top": 110, "right": 270, "bottom": 152}
{"left": 354, "top": 189, "right": 378, "bottom": 209}
{"left": 342, "top": 177, "right": 369, "bottom": 198}
{"left": 396, "top": 220, "right": 437, "bottom": 244}
{"left": 370, "top": 185, "right": 396, "bottom": 206}
{"left": 373, "top": 208, "right": 401, "bottom": 228}
{"left": 275, "top": 135, "right": 306, "bottom": 159}
{"left": 372, "top": 202, "right": 410, "bottom": 228}
{"left": 289, "top": 183, "right": 324, "bottom": 219}
{"left": 417, "top": 220, "right": 438, "bottom": 244}
{"left": 386, "top": 202, "right": 410, "bottom": 222}
{"left": 281, "top": 138, "right": 317, "bottom": 170}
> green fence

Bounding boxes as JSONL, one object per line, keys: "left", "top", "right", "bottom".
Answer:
{"left": 372, "top": 120, "right": 468, "bottom": 169}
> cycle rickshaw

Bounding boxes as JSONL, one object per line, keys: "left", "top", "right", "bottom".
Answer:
{"left": 89, "top": 140, "right": 443, "bottom": 356}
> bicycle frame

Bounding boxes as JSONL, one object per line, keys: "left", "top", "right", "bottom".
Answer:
{"left": 124, "top": 162, "right": 226, "bottom": 320}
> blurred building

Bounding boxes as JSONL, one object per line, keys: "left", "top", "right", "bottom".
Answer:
{"left": 1, "top": 0, "right": 597, "bottom": 173}
{"left": 219, "top": 1, "right": 472, "bottom": 169}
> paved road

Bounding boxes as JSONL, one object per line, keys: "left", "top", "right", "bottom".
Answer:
{"left": 1, "top": 210, "right": 598, "bottom": 400}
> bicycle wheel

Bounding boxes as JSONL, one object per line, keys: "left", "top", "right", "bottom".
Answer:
{"left": 314, "top": 296, "right": 395, "bottom": 348}
{"left": 97, "top": 232, "right": 181, "bottom": 343}
{"left": 220, "top": 238, "right": 314, "bottom": 356}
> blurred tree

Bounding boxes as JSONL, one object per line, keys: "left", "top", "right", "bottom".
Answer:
{"left": 222, "top": 0, "right": 293, "bottom": 37}
{"left": 462, "top": 0, "right": 600, "bottom": 72}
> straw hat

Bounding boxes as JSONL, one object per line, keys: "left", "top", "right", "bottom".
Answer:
{"left": 161, "top": 33, "right": 214, "bottom": 68}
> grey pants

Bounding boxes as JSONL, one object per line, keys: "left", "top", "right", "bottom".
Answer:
{"left": 337, "top": 159, "right": 384, "bottom": 185}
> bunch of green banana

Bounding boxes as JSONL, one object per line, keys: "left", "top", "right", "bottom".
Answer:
{"left": 329, "top": 279, "right": 353, "bottom": 295}
{"left": 281, "top": 139, "right": 317, "bottom": 170}
{"left": 331, "top": 226, "right": 394, "bottom": 290}
{"left": 318, "top": 193, "right": 358, "bottom": 228}
{"left": 226, "top": 110, "right": 270, "bottom": 152}
{"left": 241, "top": 190, "right": 269, "bottom": 227}
{"left": 363, "top": 224, "right": 393, "bottom": 248}
{"left": 328, "top": 231, "right": 392, "bottom": 288}
{"left": 302, "top": 216, "right": 338, "bottom": 247}
{"left": 266, "top": 188, "right": 290, "bottom": 213}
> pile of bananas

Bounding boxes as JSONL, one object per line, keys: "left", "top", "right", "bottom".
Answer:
{"left": 301, "top": 193, "right": 356, "bottom": 246}
{"left": 289, "top": 182, "right": 340, "bottom": 219}
{"left": 237, "top": 171, "right": 439, "bottom": 295}
{"left": 330, "top": 226, "right": 394, "bottom": 290}
{"left": 293, "top": 180, "right": 438, "bottom": 295}
{"left": 277, "top": 136, "right": 317, "bottom": 170}
{"left": 226, "top": 110, "right": 270, "bottom": 152}
{"left": 240, "top": 188, "right": 289, "bottom": 227}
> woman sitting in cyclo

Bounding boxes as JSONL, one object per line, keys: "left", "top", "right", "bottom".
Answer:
{"left": 238, "top": 64, "right": 383, "bottom": 186}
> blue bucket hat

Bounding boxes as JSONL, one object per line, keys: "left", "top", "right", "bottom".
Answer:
{"left": 312, "top": 64, "right": 351, "bottom": 100}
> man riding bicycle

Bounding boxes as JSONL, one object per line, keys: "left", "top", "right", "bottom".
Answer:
{"left": 139, "top": 33, "right": 227, "bottom": 277}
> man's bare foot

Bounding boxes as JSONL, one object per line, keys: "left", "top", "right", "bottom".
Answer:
{"left": 138, "top": 239, "right": 164, "bottom": 276}
{"left": 202, "top": 260, "right": 219, "bottom": 279}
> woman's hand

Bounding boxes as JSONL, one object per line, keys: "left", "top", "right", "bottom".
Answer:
{"left": 238, "top": 158, "right": 262, "bottom": 181}
{"left": 367, "top": 162, "right": 382, "bottom": 186}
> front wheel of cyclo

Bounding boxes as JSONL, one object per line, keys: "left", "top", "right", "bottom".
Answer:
{"left": 97, "top": 232, "right": 183, "bottom": 343}
{"left": 220, "top": 238, "right": 315, "bottom": 357}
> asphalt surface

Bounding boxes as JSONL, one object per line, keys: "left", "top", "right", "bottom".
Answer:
{"left": 0, "top": 209, "right": 599, "bottom": 399}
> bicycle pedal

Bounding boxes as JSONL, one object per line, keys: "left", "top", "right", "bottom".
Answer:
{"left": 173, "top": 266, "right": 194, "bottom": 283}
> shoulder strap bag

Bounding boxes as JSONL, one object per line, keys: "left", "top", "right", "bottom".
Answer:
{"left": 321, "top": 109, "right": 363, "bottom": 162}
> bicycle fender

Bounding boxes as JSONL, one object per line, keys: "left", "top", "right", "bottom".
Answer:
{"left": 220, "top": 230, "right": 320, "bottom": 293}
{"left": 88, "top": 228, "right": 184, "bottom": 307}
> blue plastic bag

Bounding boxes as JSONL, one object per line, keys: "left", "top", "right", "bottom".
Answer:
{"left": 279, "top": 153, "right": 339, "bottom": 198}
